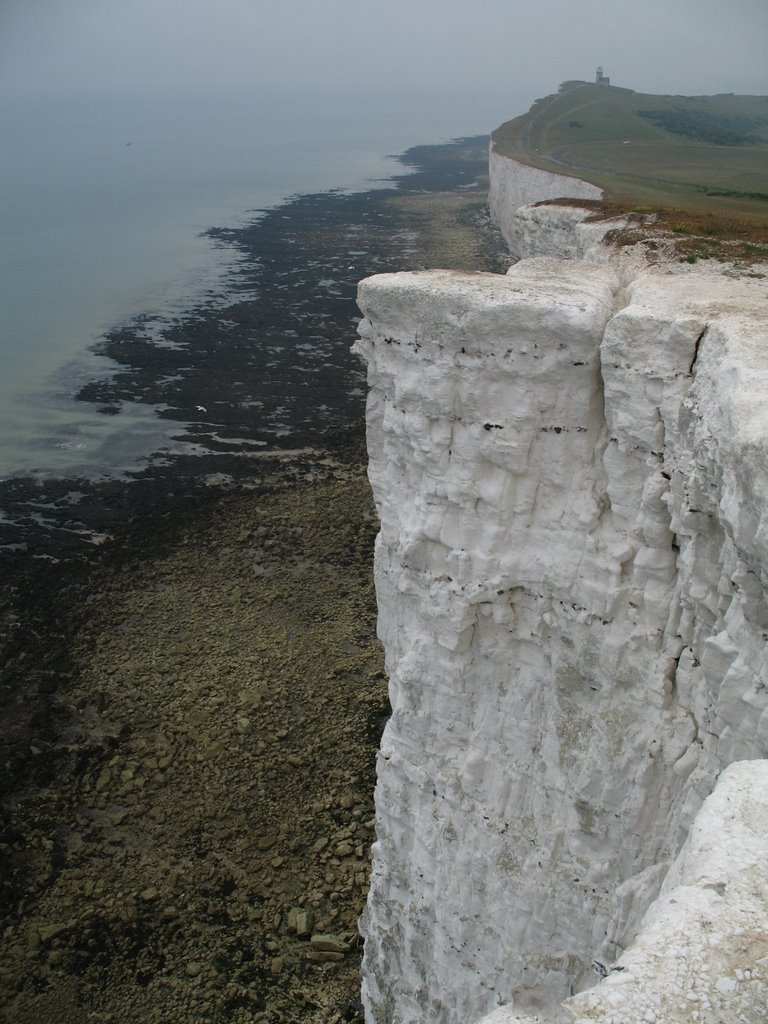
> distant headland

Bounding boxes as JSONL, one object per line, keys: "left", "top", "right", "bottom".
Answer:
{"left": 491, "top": 78, "right": 768, "bottom": 217}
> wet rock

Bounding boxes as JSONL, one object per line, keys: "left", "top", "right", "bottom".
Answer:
{"left": 310, "top": 933, "right": 349, "bottom": 954}
{"left": 295, "top": 909, "right": 314, "bottom": 939}
{"left": 38, "top": 922, "right": 71, "bottom": 943}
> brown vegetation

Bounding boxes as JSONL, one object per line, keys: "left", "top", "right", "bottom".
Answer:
{"left": 536, "top": 196, "right": 768, "bottom": 265}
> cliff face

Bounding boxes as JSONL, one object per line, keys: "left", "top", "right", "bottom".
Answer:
{"left": 488, "top": 148, "right": 606, "bottom": 260}
{"left": 354, "top": 148, "right": 768, "bottom": 1024}
{"left": 477, "top": 760, "right": 768, "bottom": 1024}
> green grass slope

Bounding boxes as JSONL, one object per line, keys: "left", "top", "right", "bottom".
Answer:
{"left": 493, "top": 82, "right": 768, "bottom": 217}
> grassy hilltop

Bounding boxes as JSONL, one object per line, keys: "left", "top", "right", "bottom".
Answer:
{"left": 493, "top": 81, "right": 768, "bottom": 218}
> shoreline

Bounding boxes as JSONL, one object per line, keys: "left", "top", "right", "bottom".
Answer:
{"left": 0, "top": 135, "right": 507, "bottom": 1023}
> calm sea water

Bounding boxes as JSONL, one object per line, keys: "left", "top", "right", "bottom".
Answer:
{"left": 0, "top": 89, "right": 517, "bottom": 479}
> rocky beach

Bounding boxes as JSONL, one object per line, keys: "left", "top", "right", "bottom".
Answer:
{"left": 0, "top": 136, "right": 509, "bottom": 1023}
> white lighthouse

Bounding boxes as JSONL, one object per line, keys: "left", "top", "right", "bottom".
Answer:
{"left": 595, "top": 66, "right": 611, "bottom": 86}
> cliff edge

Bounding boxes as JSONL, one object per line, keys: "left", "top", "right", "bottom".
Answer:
{"left": 354, "top": 140, "right": 768, "bottom": 1024}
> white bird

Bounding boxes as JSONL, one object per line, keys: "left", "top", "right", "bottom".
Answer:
{"left": 195, "top": 405, "right": 207, "bottom": 413}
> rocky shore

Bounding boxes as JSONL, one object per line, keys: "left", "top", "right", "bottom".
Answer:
{"left": 0, "top": 136, "right": 508, "bottom": 1023}
{"left": 3, "top": 466, "right": 385, "bottom": 1024}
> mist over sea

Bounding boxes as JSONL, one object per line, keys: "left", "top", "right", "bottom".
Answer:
{"left": 0, "top": 89, "right": 519, "bottom": 480}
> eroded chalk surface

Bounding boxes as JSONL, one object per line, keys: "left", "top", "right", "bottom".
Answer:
{"left": 354, "top": 260, "right": 768, "bottom": 1024}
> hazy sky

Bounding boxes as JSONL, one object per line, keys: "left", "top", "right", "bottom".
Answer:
{"left": 2, "top": 0, "right": 766, "bottom": 111}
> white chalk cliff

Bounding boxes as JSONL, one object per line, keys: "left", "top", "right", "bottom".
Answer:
{"left": 354, "top": 145, "right": 768, "bottom": 1024}
{"left": 488, "top": 148, "right": 606, "bottom": 260}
